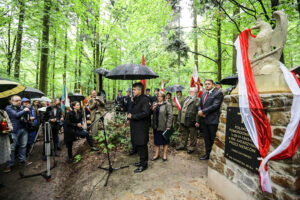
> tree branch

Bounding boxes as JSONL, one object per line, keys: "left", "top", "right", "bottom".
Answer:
{"left": 186, "top": 49, "right": 217, "bottom": 63}
{"left": 228, "top": 0, "right": 255, "bottom": 12}
{"left": 214, "top": 0, "right": 241, "bottom": 32}
{"left": 257, "top": 0, "right": 270, "bottom": 20}
{"left": 229, "top": 0, "right": 257, "bottom": 19}
{"left": 198, "top": 29, "right": 234, "bottom": 47}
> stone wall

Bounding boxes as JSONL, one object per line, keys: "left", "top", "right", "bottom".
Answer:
{"left": 208, "top": 93, "right": 300, "bottom": 200}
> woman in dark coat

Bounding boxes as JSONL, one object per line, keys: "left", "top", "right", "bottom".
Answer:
{"left": 151, "top": 92, "right": 173, "bottom": 161}
{"left": 64, "top": 101, "right": 98, "bottom": 163}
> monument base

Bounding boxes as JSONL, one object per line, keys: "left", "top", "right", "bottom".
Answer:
{"left": 208, "top": 93, "right": 300, "bottom": 200}
{"left": 231, "top": 72, "right": 291, "bottom": 94}
{"left": 208, "top": 167, "right": 255, "bottom": 200}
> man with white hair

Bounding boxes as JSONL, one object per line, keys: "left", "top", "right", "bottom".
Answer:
{"left": 176, "top": 87, "right": 200, "bottom": 154}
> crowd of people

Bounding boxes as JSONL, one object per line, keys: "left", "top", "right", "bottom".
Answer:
{"left": 0, "top": 79, "right": 224, "bottom": 175}
{"left": 115, "top": 80, "right": 224, "bottom": 173}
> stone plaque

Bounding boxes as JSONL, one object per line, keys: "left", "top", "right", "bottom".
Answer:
{"left": 224, "top": 107, "right": 260, "bottom": 173}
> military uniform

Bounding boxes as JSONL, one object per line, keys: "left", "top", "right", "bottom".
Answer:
{"left": 172, "top": 95, "right": 184, "bottom": 132}
{"left": 177, "top": 96, "right": 200, "bottom": 151}
{"left": 88, "top": 96, "right": 105, "bottom": 137}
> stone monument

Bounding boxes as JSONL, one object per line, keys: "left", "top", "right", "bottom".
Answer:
{"left": 208, "top": 11, "right": 300, "bottom": 200}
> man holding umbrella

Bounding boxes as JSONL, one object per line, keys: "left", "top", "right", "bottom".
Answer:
{"left": 127, "top": 82, "right": 151, "bottom": 173}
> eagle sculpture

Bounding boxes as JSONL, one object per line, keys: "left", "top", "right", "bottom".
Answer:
{"left": 247, "top": 11, "right": 288, "bottom": 75}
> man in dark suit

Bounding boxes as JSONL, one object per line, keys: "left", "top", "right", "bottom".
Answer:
{"left": 198, "top": 79, "right": 223, "bottom": 160}
{"left": 127, "top": 82, "right": 150, "bottom": 173}
{"left": 152, "top": 88, "right": 159, "bottom": 103}
{"left": 145, "top": 88, "right": 153, "bottom": 105}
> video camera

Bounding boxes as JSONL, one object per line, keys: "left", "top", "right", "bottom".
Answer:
{"left": 38, "top": 106, "right": 53, "bottom": 123}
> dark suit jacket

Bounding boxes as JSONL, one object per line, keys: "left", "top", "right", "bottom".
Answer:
{"left": 129, "top": 95, "right": 150, "bottom": 146}
{"left": 198, "top": 89, "right": 223, "bottom": 125}
{"left": 49, "top": 106, "right": 63, "bottom": 128}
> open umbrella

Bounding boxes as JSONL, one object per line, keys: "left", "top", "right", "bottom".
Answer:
{"left": 20, "top": 87, "right": 45, "bottom": 99}
{"left": 94, "top": 68, "right": 110, "bottom": 76}
{"left": 106, "top": 64, "right": 159, "bottom": 80}
{"left": 32, "top": 96, "right": 52, "bottom": 103}
{"left": 165, "top": 85, "right": 185, "bottom": 92}
{"left": 68, "top": 93, "right": 85, "bottom": 102}
{"left": 220, "top": 75, "right": 238, "bottom": 85}
{"left": 0, "top": 77, "right": 26, "bottom": 99}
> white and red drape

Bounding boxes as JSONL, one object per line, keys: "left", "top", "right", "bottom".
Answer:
{"left": 190, "top": 65, "right": 203, "bottom": 97}
{"left": 235, "top": 29, "right": 300, "bottom": 193}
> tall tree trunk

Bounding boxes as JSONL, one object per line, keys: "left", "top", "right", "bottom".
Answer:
{"left": 63, "top": 28, "right": 68, "bottom": 85}
{"left": 193, "top": 0, "right": 198, "bottom": 69}
{"left": 35, "top": 38, "right": 40, "bottom": 88}
{"left": 232, "top": 5, "right": 239, "bottom": 74}
{"left": 74, "top": 23, "right": 79, "bottom": 91}
{"left": 78, "top": 44, "right": 82, "bottom": 89}
{"left": 39, "top": 0, "right": 51, "bottom": 95}
{"left": 14, "top": 0, "right": 26, "bottom": 80}
{"left": 177, "top": 5, "right": 181, "bottom": 82}
{"left": 6, "top": 17, "right": 16, "bottom": 76}
{"left": 217, "top": 4, "right": 222, "bottom": 81}
{"left": 52, "top": 32, "right": 57, "bottom": 99}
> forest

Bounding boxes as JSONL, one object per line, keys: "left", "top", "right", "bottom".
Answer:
{"left": 0, "top": 0, "right": 299, "bottom": 99}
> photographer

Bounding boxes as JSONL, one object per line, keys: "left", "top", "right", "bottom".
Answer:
{"left": 4, "top": 95, "right": 31, "bottom": 172}
{"left": 65, "top": 101, "right": 99, "bottom": 163}
{"left": 49, "top": 98, "right": 64, "bottom": 153}
{"left": 21, "top": 98, "right": 38, "bottom": 156}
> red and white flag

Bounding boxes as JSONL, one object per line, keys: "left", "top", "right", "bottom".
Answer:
{"left": 235, "top": 29, "right": 300, "bottom": 193}
{"left": 161, "top": 80, "right": 165, "bottom": 93}
{"left": 174, "top": 96, "right": 181, "bottom": 110}
{"left": 141, "top": 55, "right": 146, "bottom": 93}
{"left": 190, "top": 65, "right": 203, "bottom": 97}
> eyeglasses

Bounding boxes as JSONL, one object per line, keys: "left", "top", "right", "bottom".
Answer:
{"left": 14, "top": 100, "right": 21, "bottom": 102}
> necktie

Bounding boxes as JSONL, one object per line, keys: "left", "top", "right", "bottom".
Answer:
{"left": 204, "top": 92, "right": 209, "bottom": 103}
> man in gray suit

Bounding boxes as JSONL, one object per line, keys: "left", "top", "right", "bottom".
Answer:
{"left": 198, "top": 79, "right": 223, "bottom": 160}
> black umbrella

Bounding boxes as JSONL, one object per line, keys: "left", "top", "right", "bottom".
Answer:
{"left": 94, "top": 68, "right": 110, "bottom": 76}
{"left": 165, "top": 85, "right": 185, "bottom": 92}
{"left": 106, "top": 64, "right": 159, "bottom": 80}
{"left": 68, "top": 93, "right": 85, "bottom": 102}
{"left": 220, "top": 75, "right": 238, "bottom": 85}
{"left": 20, "top": 87, "right": 45, "bottom": 99}
{"left": 0, "top": 78, "right": 26, "bottom": 99}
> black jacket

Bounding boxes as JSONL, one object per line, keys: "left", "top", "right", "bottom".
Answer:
{"left": 64, "top": 110, "right": 83, "bottom": 143}
{"left": 49, "top": 106, "right": 63, "bottom": 128}
{"left": 198, "top": 89, "right": 224, "bottom": 125}
{"left": 129, "top": 94, "right": 150, "bottom": 146}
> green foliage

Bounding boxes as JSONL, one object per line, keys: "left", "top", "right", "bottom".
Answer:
{"left": 170, "top": 131, "right": 181, "bottom": 147}
{"left": 94, "top": 113, "right": 131, "bottom": 153}
{"left": 0, "top": 0, "right": 299, "bottom": 98}
{"left": 73, "top": 154, "right": 82, "bottom": 163}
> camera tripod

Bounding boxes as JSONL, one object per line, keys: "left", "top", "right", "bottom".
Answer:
{"left": 88, "top": 111, "right": 129, "bottom": 187}
{"left": 19, "top": 122, "right": 57, "bottom": 181}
